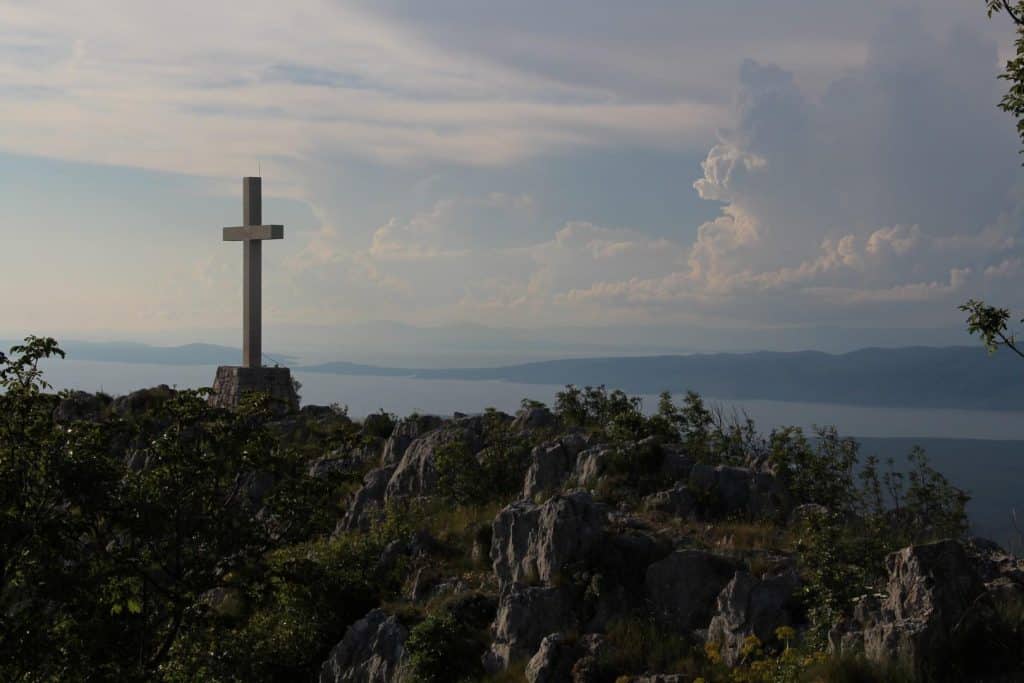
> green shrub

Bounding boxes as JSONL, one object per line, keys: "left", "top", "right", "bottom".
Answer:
{"left": 597, "top": 617, "right": 694, "bottom": 677}
{"left": 405, "top": 612, "right": 483, "bottom": 683}
{"left": 362, "top": 410, "right": 397, "bottom": 440}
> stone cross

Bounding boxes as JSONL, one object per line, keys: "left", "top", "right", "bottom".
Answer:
{"left": 223, "top": 177, "right": 283, "bottom": 368}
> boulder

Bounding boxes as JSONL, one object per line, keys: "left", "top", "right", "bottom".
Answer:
{"left": 512, "top": 405, "right": 557, "bottom": 433}
{"left": 308, "top": 448, "right": 374, "bottom": 479}
{"left": 964, "top": 537, "right": 1024, "bottom": 585}
{"left": 385, "top": 423, "right": 483, "bottom": 501}
{"left": 643, "top": 484, "right": 696, "bottom": 518}
{"left": 338, "top": 466, "right": 396, "bottom": 532}
{"left": 112, "top": 385, "right": 175, "bottom": 417}
{"left": 485, "top": 586, "right": 575, "bottom": 673}
{"left": 491, "top": 491, "right": 608, "bottom": 589}
{"left": 569, "top": 634, "right": 606, "bottom": 683}
{"left": 522, "top": 434, "right": 588, "bottom": 499}
{"left": 526, "top": 633, "right": 577, "bottom": 683}
{"left": 861, "top": 540, "right": 985, "bottom": 678}
{"left": 319, "top": 609, "right": 408, "bottom": 683}
{"left": 380, "top": 415, "right": 444, "bottom": 466}
{"left": 646, "top": 550, "right": 741, "bottom": 632}
{"left": 487, "top": 491, "right": 608, "bottom": 672}
{"left": 572, "top": 446, "right": 613, "bottom": 489}
{"left": 707, "top": 569, "right": 800, "bottom": 666}
{"left": 688, "top": 464, "right": 785, "bottom": 519}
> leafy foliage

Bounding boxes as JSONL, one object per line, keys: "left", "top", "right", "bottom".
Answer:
{"left": 985, "top": 1, "right": 1024, "bottom": 150}
{"left": 0, "top": 337, "right": 373, "bottom": 681}
{"left": 434, "top": 410, "right": 530, "bottom": 506}
{"left": 405, "top": 611, "right": 484, "bottom": 683}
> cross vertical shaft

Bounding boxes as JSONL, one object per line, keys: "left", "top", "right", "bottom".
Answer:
{"left": 243, "top": 177, "right": 262, "bottom": 368}
{"left": 223, "top": 176, "right": 283, "bottom": 368}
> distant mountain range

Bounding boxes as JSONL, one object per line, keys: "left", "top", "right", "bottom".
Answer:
{"left": 6, "top": 339, "right": 1022, "bottom": 412}
{"left": 302, "top": 346, "right": 1024, "bottom": 411}
{"left": 0, "top": 340, "right": 295, "bottom": 367}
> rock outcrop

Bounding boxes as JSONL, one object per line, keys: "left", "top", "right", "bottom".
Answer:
{"left": 53, "top": 390, "right": 110, "bottom": 422}
{"left": 385, "top": 419, "right": 483, "bottom": 501}
{"left": 708, "top": 569, "right": 800, "bottom": 666}
{"left": 338, "top": 466, "right": 396, "bottom": 532}
{"left": 689, "top": 464, "right": 787, "bottom": 520}
{"left": 319, "top": 609, "right": 407, "bottom": 683}
{"left": 643, "top": 484, "right": 696, "bottom": 517}
{"left": 646, "top": 550, "right": 741, "bottom": 632}
{"left": 512, "top": 405, "right": 557, "bottom": 433}
{"left": 572, "top": 445, "right": 613, "bottom": 489}
{"left": 522, "top": 433, "right": 588, "bottom": 499}
{"left": 380, "top": 415, "right": 444, "bottom": 466}
{"left": 487, "top": 491, "right": 608, "bottom": 670}
{"left": 831, "top": 540, "right": 987, "bottom": 679}
{"left": 486, "top": 586, "right": 575, "bottom": 672}
{"left": 492, "top": 491, "right": 608, "bottom": 588}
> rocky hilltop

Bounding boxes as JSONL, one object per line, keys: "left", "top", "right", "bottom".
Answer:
{"left": 306, "top": 401, "right": 1023, "bottom": 683}
{"left": 3, "top": 338, "right": 1022, "bottom": 683}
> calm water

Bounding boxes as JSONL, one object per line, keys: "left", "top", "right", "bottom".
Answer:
{"left": 36, "top": 359, "right": 1024, "bottom": 440}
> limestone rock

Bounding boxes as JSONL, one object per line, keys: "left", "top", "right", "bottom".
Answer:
{"left": 689, "top": 464, "right": 786, "bottom": 519}
{"left": 113, "top": 385, "right": 176, "bottom": 417}
{"left": 860, "top": 540, "right": 985, "bottom": 678}
{"left": 708, "top": 569, "right": 800, "bottom": 666}
{"left": 512, "top": 406, "right": 557, "bottom": 433}
{"left": 491, "top": 491, "right": 608, "bottom": 589}
{"left": 572, "top": 446, "right": 613, "bottom": 489}
{"left": 338, "top": 466, "right": 396, "bottom": 532}
{"left": 643, "top": 484, "right": 696, "bottom": 517}
{"left": 319, "top": 609, "right": 407, "bottom": 683}
{"left": 569, "top": 634, "right": 606, "bottom": 683}
{"left": 522, "top": 434, "right": 588, "bottom": 499}
{"left": 308, "top": 457, "right": 358, "bottom": 479}
{"left": 380, "top": 415, "right": 444, "bottom": 466}
{"left": 526, "top": 633, "right": 576, "bottom": 683}
{"left": 646, "top": 550, "right": 741, "bottom": 632}
{"left": 485, "top": 586, "right": 575, "bottom": 673}
{"left": 385, "top": 423, "right": 482, "bottom": 500}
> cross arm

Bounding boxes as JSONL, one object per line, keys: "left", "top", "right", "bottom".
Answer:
{"left": 223, "top": 225, "right": 284, "bottom": 241}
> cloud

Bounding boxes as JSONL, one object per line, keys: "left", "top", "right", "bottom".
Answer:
{"left": 0, "top": 0, "right": 721, "bottom": 177}
{"left": 369, "top": 13, "right": 1020, "bottom": 328}
{"left": 3, "top": 3, "right": 1022, "bottom": 337}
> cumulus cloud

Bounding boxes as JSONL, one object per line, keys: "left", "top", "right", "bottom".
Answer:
{"left": 339, "top": 12, "right": 1019, "bottom": 328}
{"left": 531, "top": 14, "right": 1024, "bottom": 326}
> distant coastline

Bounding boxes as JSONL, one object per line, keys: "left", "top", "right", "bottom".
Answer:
{"left": 302, "top": 346, "right": 1024, "bottom": 412}
{"left": 8, "top": 340, "right": 1023, "bottom": 412}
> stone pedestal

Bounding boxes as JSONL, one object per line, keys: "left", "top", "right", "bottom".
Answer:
{"left": 209, "top": 366, "right": 299, "bottom": 414}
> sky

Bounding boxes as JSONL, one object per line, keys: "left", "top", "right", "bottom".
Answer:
{"left": 1, "top": 0, "right": 1022, "bottom": 356}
